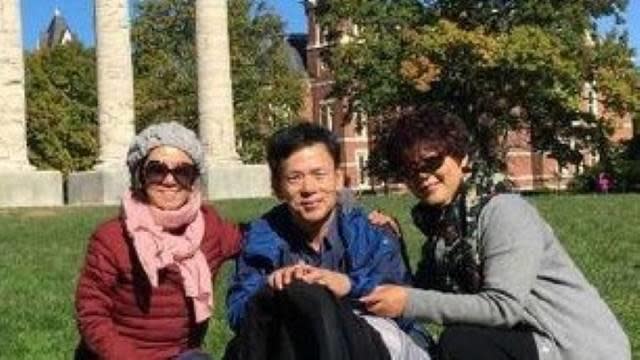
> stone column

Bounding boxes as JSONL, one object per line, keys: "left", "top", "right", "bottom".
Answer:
{"left": 196, "top": 0, "right": 240, "bottom": 164}
{"left": 196, "top": 0, "right": 271, "bottom": 199}
{"left": 0, "top": 0, "right": 62, "bottom": 207}
{"left": 94, "top": 0, "right": 135, "bottom": 168}
{"left": 68, "top": 0, "right": 135, "bottom": 205}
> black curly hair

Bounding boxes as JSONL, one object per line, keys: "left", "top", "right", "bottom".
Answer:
{"left": 385, "top": 106, "right": 471, "bottom": 176}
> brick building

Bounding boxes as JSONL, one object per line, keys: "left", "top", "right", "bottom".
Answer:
{"left": 299, "top": 1, "right": 634, "bottom": 191}
{"left": 299, "top": 2, "right": 372, "bottom": 190}
{"left": 504, "top": 82, "right": 634, "bottom": 190}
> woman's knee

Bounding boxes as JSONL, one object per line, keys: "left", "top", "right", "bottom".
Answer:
{"left": 439, "top": 325, "right": 477, "bottom": 349}
{"left": 437, "top": 325, "right": 490, "bottom": 359}
{"left": 437, "top": 325, "right": 538, "bottom": 360}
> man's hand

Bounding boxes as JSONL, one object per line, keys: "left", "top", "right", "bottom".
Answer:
{"left": 299, "top": 267, "right": 352, "bottom": 298}
{"left": 359, "top": 285, "right": 409, "bottom": 318}
{"left": 267, "top": 262, "right": 308, "bottom": 290}
{"left": 368, "top": 209, "right": 401, "bottom": 238}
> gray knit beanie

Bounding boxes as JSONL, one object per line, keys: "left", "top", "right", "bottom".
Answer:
{"left": 127, "top": 122, "right": 205, "bottom": 187}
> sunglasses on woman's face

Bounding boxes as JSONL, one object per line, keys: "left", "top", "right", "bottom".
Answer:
{"left": 142, "top": 160, "right": 199, "bottom": 188}
{"left": 404, "top": 154, "right": 446, "bottom": 179}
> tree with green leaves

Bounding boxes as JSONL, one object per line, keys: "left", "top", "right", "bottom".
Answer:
{"left": 132, "top": 0, "right": 305, "bottom": 163}
{"left": 315, "top": 0, "right": 639, "bottom": 179}
{"left": 25, "top": 42, "right": 98, "bottom": 176}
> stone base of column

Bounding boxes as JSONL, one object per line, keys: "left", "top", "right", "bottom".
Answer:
{"left": 0, "top": 169, "right": 63, "bottom": 207}
{"left": 203, "top": 164, "right": 272, "bottom": 200}
{"left": 67, "top": 167, "right": 130, "bottom": 205}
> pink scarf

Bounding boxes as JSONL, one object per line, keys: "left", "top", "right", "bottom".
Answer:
{"left": 122, "top": 190, "right": 212, "bottom": 323}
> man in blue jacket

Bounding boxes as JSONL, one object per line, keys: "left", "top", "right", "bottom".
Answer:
{"left": 224, "top": 123, "right": 430, "bottom": 360}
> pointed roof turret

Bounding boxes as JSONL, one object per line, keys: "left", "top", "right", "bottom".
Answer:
{"left": 38, "top": 8, "right": 78, "bottom": 49}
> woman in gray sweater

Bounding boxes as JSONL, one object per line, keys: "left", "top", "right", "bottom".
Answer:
{"left": 360, "top": 107, "right": 630, "bottom": 360}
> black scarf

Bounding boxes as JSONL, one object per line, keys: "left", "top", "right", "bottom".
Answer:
{"left": 411, "top": 169, "right": 510, "bottom": 293}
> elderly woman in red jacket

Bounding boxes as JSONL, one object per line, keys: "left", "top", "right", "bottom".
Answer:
{"left": 74, "top": 122, "right": 241, "bottom": 360}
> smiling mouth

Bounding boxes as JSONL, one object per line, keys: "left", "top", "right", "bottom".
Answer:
{"left": 420, "top": 182, "right": 440, "bottom": 193}
{"left": 301, "top": 200, "right": 321, "bottom": 209}
{"left": 157, "top": 189, "right": 182, "bottom": 195}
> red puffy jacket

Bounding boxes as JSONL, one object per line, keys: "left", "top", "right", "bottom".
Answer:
{"left": 75, "top": 205, "right": 241, "bottom": 359}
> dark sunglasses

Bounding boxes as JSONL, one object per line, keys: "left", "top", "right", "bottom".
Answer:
{"left": 404, "top": 155, "right": 446, "bottom": 179}
{"left": 142, "top": 160, "right": 199, "bottom": 188}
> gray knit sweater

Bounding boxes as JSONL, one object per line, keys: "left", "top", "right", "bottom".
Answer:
{"left": 404, "top": 194, "right": 630, "bottom": 360}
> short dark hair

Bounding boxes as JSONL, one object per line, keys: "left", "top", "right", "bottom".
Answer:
{"left": 267, "top": 123, "right": 341, "bottom": 190}
{"left": 386, "top": 106, "right": 471, "bottom": 174}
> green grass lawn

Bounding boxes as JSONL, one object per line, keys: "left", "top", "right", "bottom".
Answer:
{"left": 0, "top": 194, "right": 638, "bottom": 359}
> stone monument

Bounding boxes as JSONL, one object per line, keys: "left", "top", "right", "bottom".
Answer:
{"left": 67, "top": 0, "right": 135, "bottom": 205}
{"left": 196, "top": 0, "right": 271, "bottom": 199}
{"left": 0, "top": 0, "right": 63, "bottom": 207}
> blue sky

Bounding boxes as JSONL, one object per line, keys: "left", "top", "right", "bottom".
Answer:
{"left": 20, "top": 0, "right": 307, "bottom": 49}
{"left": 21, "top": 0, "right": 640, "bottom": 62}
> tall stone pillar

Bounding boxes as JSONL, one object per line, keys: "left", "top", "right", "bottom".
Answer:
{"left": 196, "top": 0, "right": 271, "bottom": 199}
{"left": 94, "top": 0, "right": 135, "bottom": 169}
{"left": 197, "top": 0, "right": 240, "bottom": 165}
{"left": 0, "top": 0, "right": 63, "bottom": 207}
{"left": 68, "top": 0, "right": 135, "bottom": 205}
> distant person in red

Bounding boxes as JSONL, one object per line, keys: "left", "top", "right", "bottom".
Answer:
{"left": 596, "top": 172, "right": 613, "bottom": 193}
{"left": 74, "top": 122, "right": 241, "bottom": 360}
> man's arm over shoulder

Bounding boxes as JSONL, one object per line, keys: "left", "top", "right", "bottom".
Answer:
{"left": 344, "top": 210, "right": 410, "bottom": 298}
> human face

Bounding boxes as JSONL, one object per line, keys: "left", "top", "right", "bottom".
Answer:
{"left": 276, "top": 143, "right": 344, "bottom": 232}
{"left": 402, "top": 142, "right": 468, "bottom": 208}
{"left": 142, "top": 146, "right": 198, "bottom": 210}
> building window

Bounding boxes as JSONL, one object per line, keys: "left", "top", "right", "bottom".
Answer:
{"left": 315, "top": 24, "right": 329, "bottom": 46}
{"left": 352, "top": 110, "right": 368, "bottom": 138}
{"left": 588, "top": 89, "right": 598, "bottom": 116}
{"left": 318, "top": 58, "right": 328, "bottom": 75}
{"left": 319, "top": 99, "right": 335, "bottom": 131}
{"left": 321, "top": 27, "right": 329, "bottom": 45}
{"left": 355, "top": 150, "right": 370, "bottom": 187}
{"left": 587, "top": 81, "right": 598, "bottom": 116}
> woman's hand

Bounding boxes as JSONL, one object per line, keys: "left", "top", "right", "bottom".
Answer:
{"left": 368, "top": 209, "right": 402, "bottom": 238}
{"left": 359, "top": 285, "right": 409, "bottom": 318}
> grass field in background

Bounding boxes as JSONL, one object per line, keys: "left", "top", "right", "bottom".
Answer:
{"left": 0, "top": 194, "right": 638, "bottom": 359}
